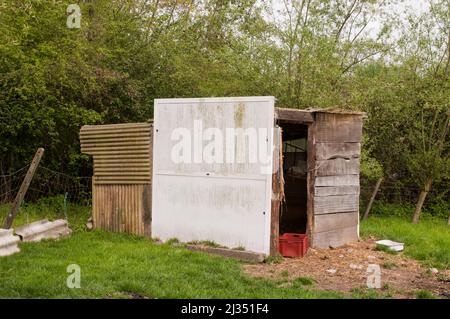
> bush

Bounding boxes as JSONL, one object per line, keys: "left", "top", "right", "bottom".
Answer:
{"left": 369, "top": 202, "right": 415, "bottom": 217}
{"left": 368, "top": 201, "right": 448, "bottom": 219}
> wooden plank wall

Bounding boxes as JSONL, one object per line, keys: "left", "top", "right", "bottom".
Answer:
{"left": 92, "top": 184, "right": 151, "bottom": 236}
{"left": 80, "top": 122, "right": 152, "bottom": 236}
{"left": 311, "top": 112, "right": 363, "bottom": 248}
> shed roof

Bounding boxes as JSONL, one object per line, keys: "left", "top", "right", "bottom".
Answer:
{"left": 275, "top": 107, "right": 366, "bottom": 124}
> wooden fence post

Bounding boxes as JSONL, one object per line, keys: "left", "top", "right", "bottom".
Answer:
{"left": 3, "top": 148, "right": 44, "bottom": 229}
{"left": 362, "top": 177, "right": 383, "bottom": 220}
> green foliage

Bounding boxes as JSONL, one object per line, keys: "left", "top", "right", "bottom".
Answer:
{"left": 360, "top": 136, "right": 384, "bottom": 181}
{"left": 0, "top": 0, "right": 448, "bottom": 212}
{"left": 370, "top": 202, "right": 416, "bottom": 218}
{"left": 370, "top": 202, "right": 447, "bottom": 219}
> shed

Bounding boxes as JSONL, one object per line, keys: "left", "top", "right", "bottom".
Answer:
{"left": 80, "top": 96, "right": 365, "bottom": 256}
{"left": 80, "top": 122, "right": 153, "bottom": 236}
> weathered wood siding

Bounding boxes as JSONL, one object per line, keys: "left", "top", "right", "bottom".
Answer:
{"left": 92, "top": 184, "right": 151, "bottom": 236}
{"left": 80, "top": 122, "right": 152, "bottom": 236}
{"left": 310, "top": 112, "right": 363, "bottom": 248}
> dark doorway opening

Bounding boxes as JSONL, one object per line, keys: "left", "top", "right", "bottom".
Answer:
{"left": 278, "top": 123, "right": 308, "bottom": 234}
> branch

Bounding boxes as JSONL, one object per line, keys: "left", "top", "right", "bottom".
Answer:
{"left": 335, "top": 0, "right": 358, "bottom": 43}
{"left": 341, "top": 48, "right": 386, "bottom": 74}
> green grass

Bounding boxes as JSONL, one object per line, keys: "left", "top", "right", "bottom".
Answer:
{"left": 361, "top": 216, "right": 450, "bottom": 269}
{"left": 415, "top": 290, "right": 436, "bottom": 299}
{"left": 0, "top": 201, "right": 342, "bottom": 299}
{"left": 0, "top": 231, "right": 343, "bottom": 299}
{"left": 292, "top": 277, "right": 315, "bottom": 287}
{"left": 1, "top": 200, "right": 448, "bottom": 298}
{"left": 0, "top": 197, "right": 91, "bottom": 232}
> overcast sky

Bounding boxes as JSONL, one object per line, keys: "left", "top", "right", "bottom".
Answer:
{"left": 270, "top": 0, "right": 431, "bottom": 39}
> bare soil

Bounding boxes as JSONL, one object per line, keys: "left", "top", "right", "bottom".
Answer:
{"left": 243, "top": 238, "right": 450, "bottom": 299}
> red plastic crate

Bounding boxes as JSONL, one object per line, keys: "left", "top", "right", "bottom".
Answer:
{"left": 279, "top": 233, "right": 308, "bottom": 257}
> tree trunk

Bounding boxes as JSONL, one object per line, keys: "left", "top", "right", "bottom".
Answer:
{"left": 412, "top": 177, "right": 433, "bottom": 224}
{"left": 362, "top": 177, "right": 383, "bottom": 220}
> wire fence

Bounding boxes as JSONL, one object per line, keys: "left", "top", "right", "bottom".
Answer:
{"left": 360, "top": 180, "right": 422, "bottom": 206}
{"left": 0, "top": 165, "right": 92, "bottom": 206}
{"left": 0, "top": 165, "right": 31, "bottom": 203}
{"left": 0, "top": 161, "right": 443, "bottom": 220}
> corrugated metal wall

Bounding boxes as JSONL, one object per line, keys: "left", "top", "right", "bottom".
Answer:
{"left": 80, "top": 122, "right": 152, "bottom": 236}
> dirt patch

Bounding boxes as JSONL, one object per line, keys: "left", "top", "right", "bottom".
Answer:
{"left": 243, "top": 238, "right": 450, "bottom": 299}
{"left": 109, "top": 291, "right": 149, "bottom": 299}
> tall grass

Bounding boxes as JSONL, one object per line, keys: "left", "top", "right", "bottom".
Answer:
{"left": 0, "top": 196, "right": 90, "bottom": 231}
{"left": 361, "top": 216, "right": 450, "bottom": 269}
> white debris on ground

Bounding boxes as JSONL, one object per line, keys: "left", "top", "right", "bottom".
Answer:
{"left": 376, "top": 239, "right": 404, "bottom": 252}
{"left": 429, "top": 268, "right": 439, "bottom": 274}
{"left": 349, "top": 263, "right": 363, "bottom": 269}
{"left": 0, "top": 229, "right": 20, "bottom": 257}
{"left": 15, "top": 219, "right": 72, "bottom": 242}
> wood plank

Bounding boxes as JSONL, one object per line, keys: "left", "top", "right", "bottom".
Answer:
{"left": 275, "top": 108, "right": 314, "bottom": 124}
{"left": 143, "top": 184, "right": 152, "bottom": 237}
{"left": 186, "top": 245, "right": 265, "bottom": 262}
{"left": 315, "top": 143, "right": 360, "bottom": 160}
{"left": 306, "top": 121, "right": 316, "bottom": 240}
{"left": 313, "top": 211, "right": 359, "bottom": 233}
{"left": 312, "top": 225, "right": 359, "bottom": 248}
{"left": 316, "top": 158, "right": 360, "bottom": 176}
{"left": 314, "top": 186, "right": 359, "bottom": 196}
{"left": 314, "top": 194, "right": 359, "bottom": 214}
{"left": 270, "top": 126, "right": 282, "bottom": 256}
{"left": 315, "top": 175, "right": 359, "bottom": 187}
{"left": 315, "top": 113, "right": 363, "bottom": 143}
{"left": 3, "top": 148, "right": 44, "bottom": 229}
{"left": 362, "top": 177, "right": 383, "bottom": 220}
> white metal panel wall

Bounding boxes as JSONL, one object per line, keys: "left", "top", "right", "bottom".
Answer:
{"left": 152, "top": 97, "right": 275, "bottom": 254}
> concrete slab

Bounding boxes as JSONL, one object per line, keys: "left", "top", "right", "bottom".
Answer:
{"left": 186, "top": 245, "right": 265, "bottom": 263}
{"left": 15, "top": 219, "right": 72, "bottom": 242}
{"left": 0, "top": 228, "right": 21, "bottom": 257}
